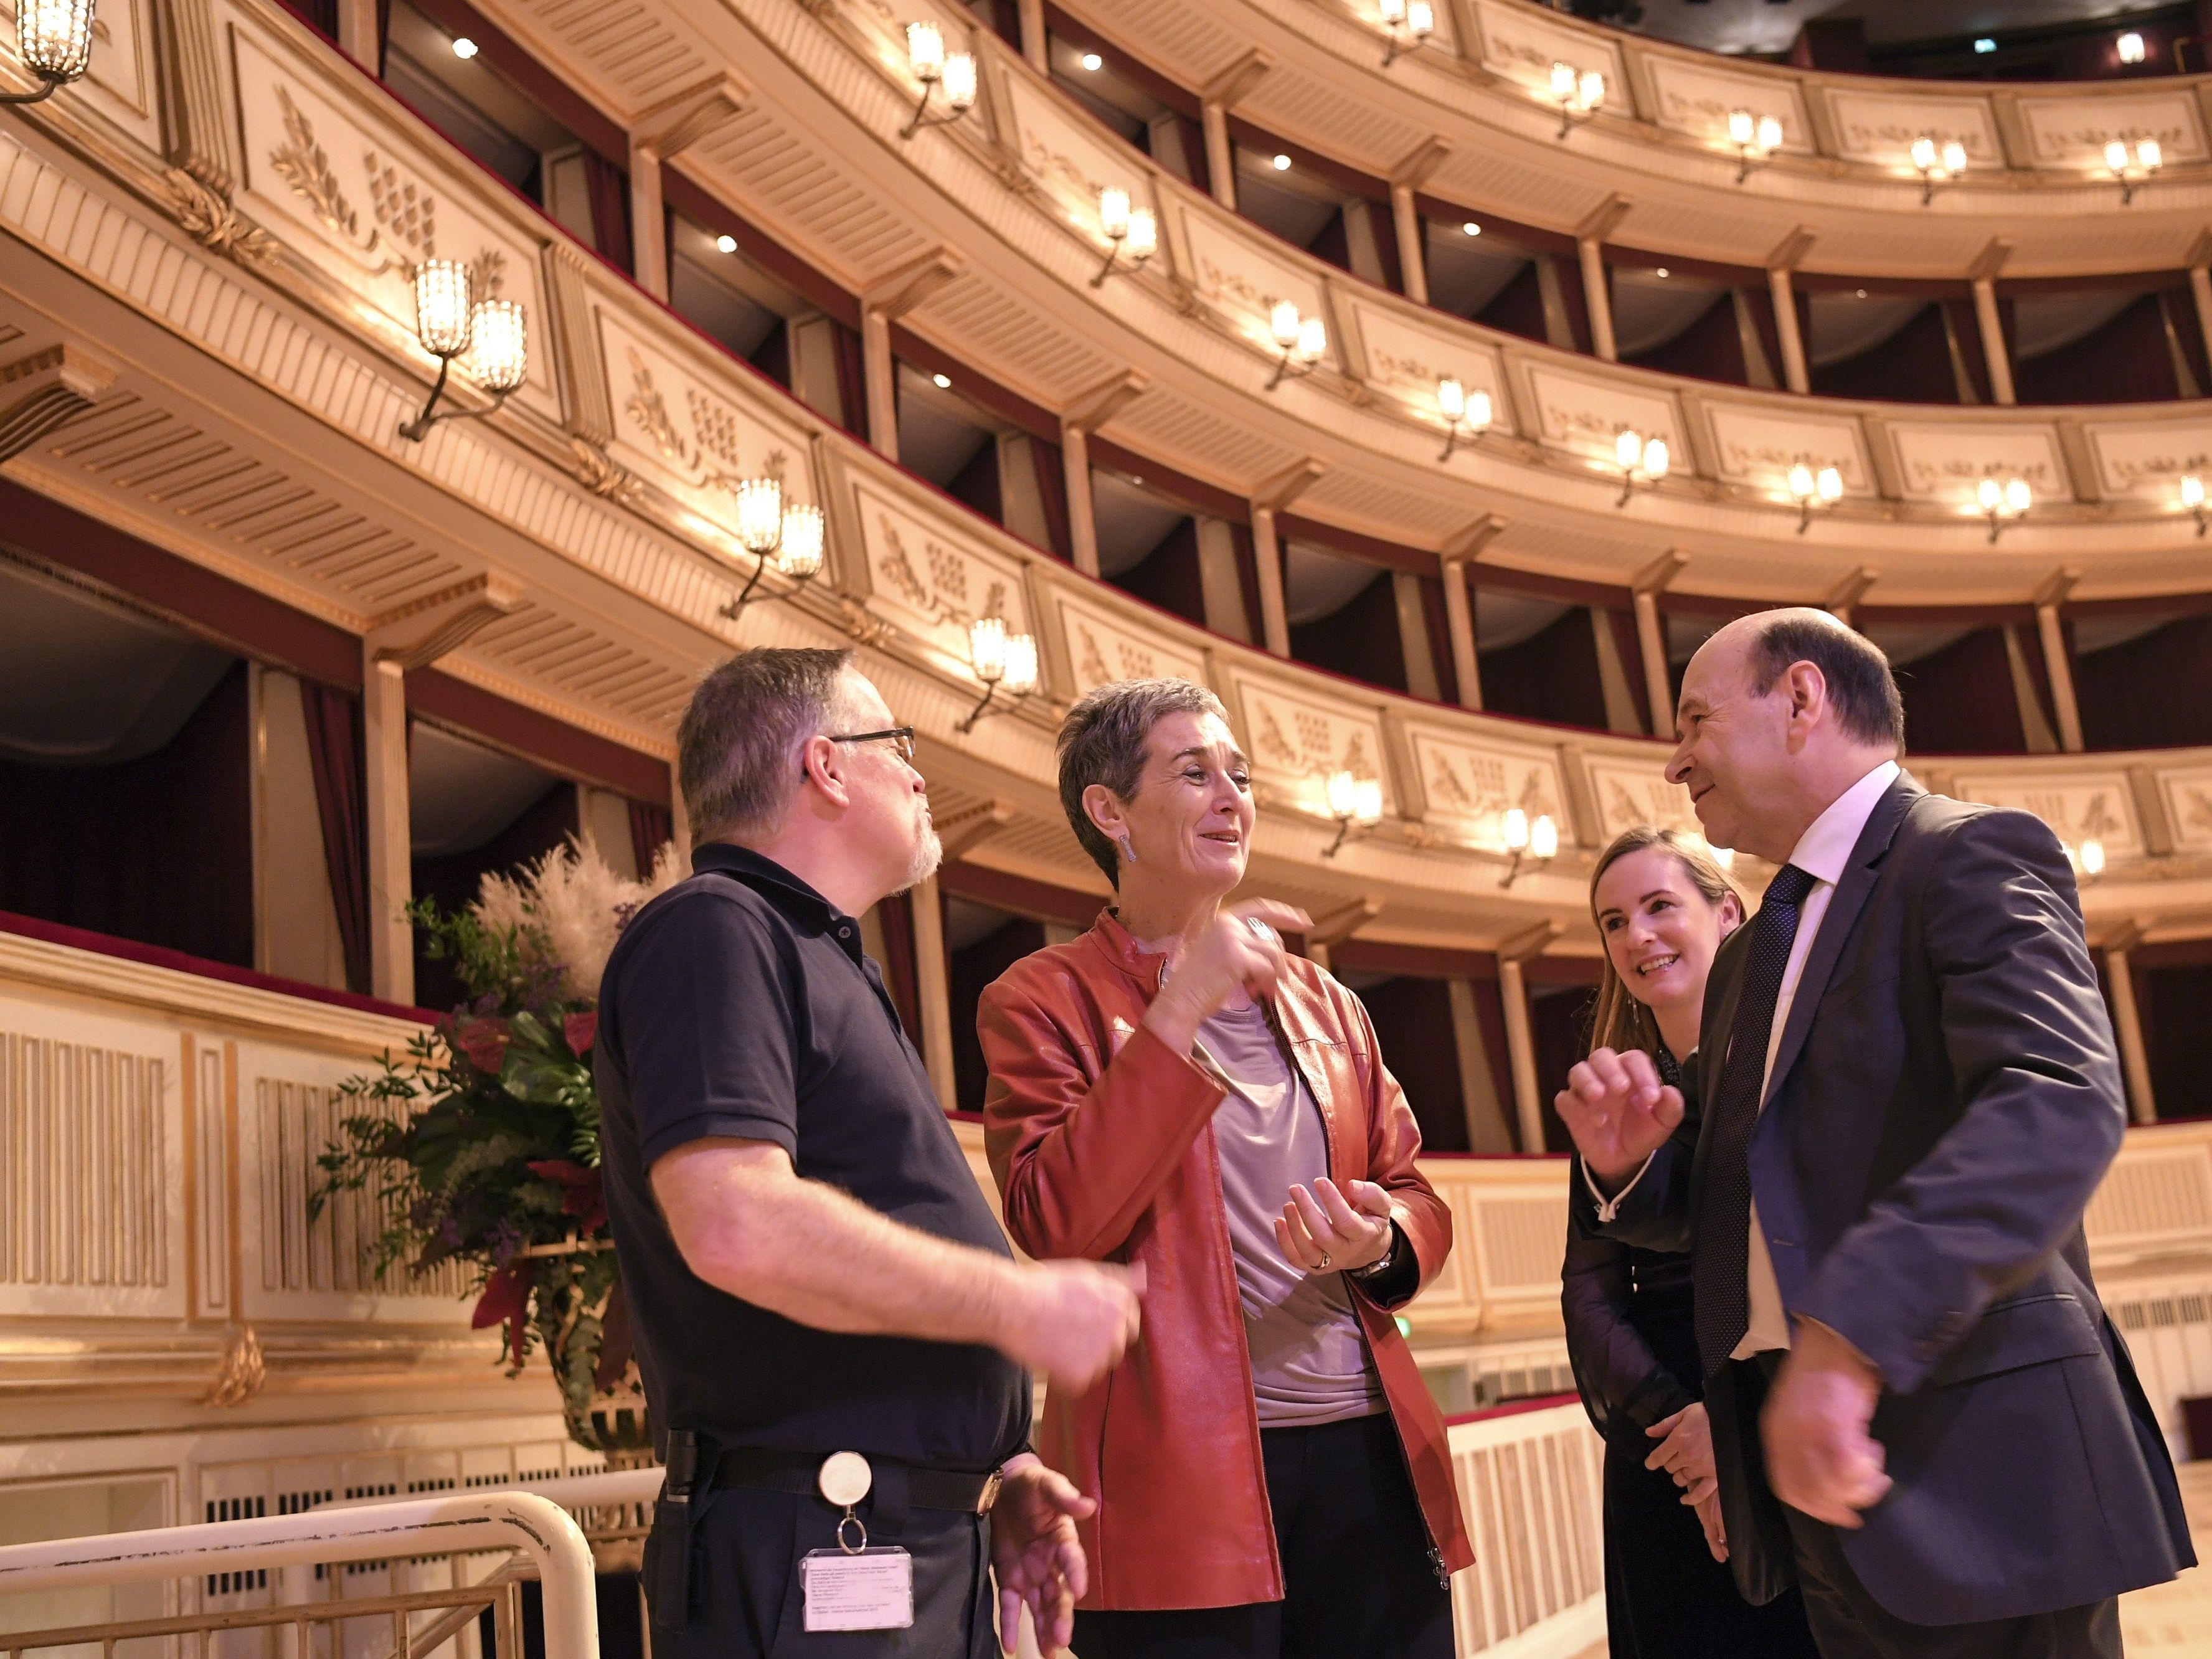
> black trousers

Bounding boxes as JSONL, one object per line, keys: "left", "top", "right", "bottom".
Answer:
{"left": 1072, "top": 1413, "right": 1452, "bottom": 1659}
{"left": 644, "top": 1480, "right": 995, "bottom": 1658}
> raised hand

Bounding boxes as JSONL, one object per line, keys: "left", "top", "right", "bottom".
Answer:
{"left": 990, "top": 1453, "right": 1093, "bottom": 1657}
{"left": 1554, "top": 1046, "right": 1683, "bottom": 1186}
{"left": 999, "top": 1260, "right": 1146, "bottom": 1394}
{"left": 1761, "top": 1320, "right": 1893, "bottom": 1528}
{"left": 1274, "top": 1177, "right": 1395, "bottom": 1276}
{"left": 1141, "top": 899, "right": 1313, "bottom": 1053}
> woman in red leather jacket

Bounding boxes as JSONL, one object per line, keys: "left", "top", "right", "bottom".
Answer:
{"left": 976, "top": 677, "right": 1472, "bottom": 1659}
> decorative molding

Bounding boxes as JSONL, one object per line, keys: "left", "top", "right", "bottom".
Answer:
{"left": 0, "top": 343, "right": 118, "bottom": 461}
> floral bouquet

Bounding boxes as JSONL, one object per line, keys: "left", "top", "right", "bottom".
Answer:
{"left": 312, "top": 836, "right": 681, "bottom": 1451}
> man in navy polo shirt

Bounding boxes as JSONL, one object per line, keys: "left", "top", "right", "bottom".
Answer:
{"left": 599, "top": 645, "right": 1142, "bottom": 1658}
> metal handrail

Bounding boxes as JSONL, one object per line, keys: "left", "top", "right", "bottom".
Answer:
{"left": 0, "top": 1582, "right": 514, "bottom": 1659}
{"left": 0, "top": 1492, "right": 599, "bottom": 1659}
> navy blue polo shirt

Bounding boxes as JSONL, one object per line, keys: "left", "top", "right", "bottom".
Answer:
{"left": 595, "top": 842, "right": 1029, "bottom": 1471}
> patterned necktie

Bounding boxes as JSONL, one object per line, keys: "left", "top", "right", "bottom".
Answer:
{"left": 1693, "top": 861, "right": 1819, "bottom": 1377}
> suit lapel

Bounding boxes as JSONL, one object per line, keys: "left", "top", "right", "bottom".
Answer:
{"left": 1761, "top": 777, "right": 1921, "bottom": 1110}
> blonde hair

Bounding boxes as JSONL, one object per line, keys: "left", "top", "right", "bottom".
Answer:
{"left": 1584, "top": 826, "right": 1744, "bottom": 1061}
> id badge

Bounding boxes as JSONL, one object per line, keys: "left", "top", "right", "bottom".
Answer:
{"left": 800, "top": 1546, "right": 914, "bottom": 1632}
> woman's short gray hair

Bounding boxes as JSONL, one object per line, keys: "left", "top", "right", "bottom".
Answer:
{"left": 1056, "top": 678, "right": 1231, "bottom": 886}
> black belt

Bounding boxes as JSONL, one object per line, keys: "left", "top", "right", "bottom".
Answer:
{"left": 707, "top": 1447, "right": 1002, "bottom": 1515}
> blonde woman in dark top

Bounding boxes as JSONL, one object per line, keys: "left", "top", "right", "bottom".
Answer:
{"left": 1562, "top": 826, "right": 1819, "bottom": 1658}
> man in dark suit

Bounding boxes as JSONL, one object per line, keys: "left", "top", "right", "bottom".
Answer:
{"left": 1560, "top": 608, "right": 2191, "bottom": 1656}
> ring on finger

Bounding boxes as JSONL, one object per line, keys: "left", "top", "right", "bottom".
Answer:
{"left": 1316, "top": 1252, "right": 1331, "bottom": 1269}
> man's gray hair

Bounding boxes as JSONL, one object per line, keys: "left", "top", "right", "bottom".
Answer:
{"left": 678, "top": 645, "right": 856, "bottom": 843}
{"left": 1057, "top": 678, "right": 1231, "bottom": 886}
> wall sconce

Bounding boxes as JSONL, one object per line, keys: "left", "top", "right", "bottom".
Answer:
{"left": 1436, "top": 377, "right": 1493, "bottom": 461}
{"left": 718, "top": 480, "right": 825, "bottom": 617}
{"left": 2102, "top": 137, "right": 2161, "bottom": 204}
{"left": 1498, "top": 807, "right": 1558, "bottom": 887}
{"left": 901, "top": 21, "right": 976, "bottom": 139}
{"left": 398, "top": 263, "right": 529, "bottom": 442}
{"left": 1323, "top": 768, "right": 1384, "bottom": 857}
{"left": 1909, "top": 136, "right": 1968, "bottom": 204}
{"left": 1977, "top": 475, "right": 2030, "bottom": 541}
{"left": 1549, "top": 61, "right": 1604, "bottom": 138}
{"left": 1787, "top": 460, "right": 1842, "bottom": 532}
{"left": 2181, "top": 473, "right": 2206, "bottom": 535}
{"left": 958, "top": 616, "right": 1039, "bottom": 731}
{"left": 1090, "top": 187, "right": 1156, "bottom": 287}
{"left": 1378, "top": 0, "right": 1433, "bottom": 66}
{"left": 2066, "top": 838, "right": 2107, "bottom": 882}
{"left": 1727, "top": 109, "right": 1783, "bottom": 183}
{"left": 1614, "top": 428, "right": 1669, "bottom": 506}
{"left": 1, "top": 0, "right": 94, "bottom": 102}
{"left": 1266, "top": 301, "right": 1325, "bottom": 390}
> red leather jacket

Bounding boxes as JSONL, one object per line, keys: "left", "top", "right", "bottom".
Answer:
{"left": 978, "top": 911, "right": 1474, "bottom": 1610}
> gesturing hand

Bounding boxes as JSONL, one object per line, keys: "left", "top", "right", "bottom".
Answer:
{"left": 1645, "top": 1402, "right": 1718, "bottom": 1505}
{"left": 990, "top": 1454, "right": 1094, "bottom": 1658}
{"left": 1141, "top": 900, "right": 1313, "bottom": 1054}
{"left": 1761, "top": 1320, "right": 1893, "bottom": 1528}
{"left": 1554, "top": 1046, "right": 1683, "bottom": 1188}
{"left": 1274, "top": 1178, "right": 1395, "bottom": 1276}
{"left": 1001, "top": 1260, "right": 1146, "bottom": 1395}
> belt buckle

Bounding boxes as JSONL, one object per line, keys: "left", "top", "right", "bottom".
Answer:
{"left": 975, "top": 1469, "right": 1003, "bottom": 1513}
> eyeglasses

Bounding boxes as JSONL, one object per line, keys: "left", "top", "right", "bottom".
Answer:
{"left": 813, "top": 726, "right": 917, "bottom": 769}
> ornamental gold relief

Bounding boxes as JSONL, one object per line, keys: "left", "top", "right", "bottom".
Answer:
{"left": 1819, "top": 88, "right": 2000, "bottom": 168}
{"left": 1053, "top": 587, "right": 1208, "bottom": 695}
{"left": 2015, "top": 89, "right": 2207, "bottom": 169}
{"left": 1398, "top": 722, "right": 1566, "bottom": 851}
{"left": 1342, "top": 297, "right": 1511, "bottom": 435}
{"left": 2081, "top": 416, "right": 2212, "bottom": 501}
{"left": 1706, "top": 404, "right": 1870, "bottom": 495}
{"left": 1178, "top": 209, "right": 1335, "bottom": 368}
{"left": 2156, "top": 767, "right": 2212, "bottom": 854}
{"left": 1885, "top": 421, "right": 2067, "bottom": 506}
{"left": 1223, "top": 669, "right": 1389, "bottom": 818}
{"left": 1522, "top": 361, "right": 1681, "bottom": 469}
{"left": 1946, "top": 770, "right": 2144, "bottom": 861}
{"left": 849, "top": 474, "right": 1033, "bottom": 664}
{"left": 1584, "top": 754, "right": 1701, "bottom": 843}
{"left": 1640, "top": 57, "right": 1807, "bottom": 153}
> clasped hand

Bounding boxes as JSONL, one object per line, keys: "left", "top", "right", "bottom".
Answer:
{"left": 1554, "top": 1046, "right": 1683, "bottom": 1186}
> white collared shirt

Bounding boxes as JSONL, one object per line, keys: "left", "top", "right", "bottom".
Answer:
{"left": 1586, "top": 759, "right": 1902, "bottom": 1361}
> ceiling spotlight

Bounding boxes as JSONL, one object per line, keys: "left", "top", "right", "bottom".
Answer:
{"left": 932, "top": 372, "right": 951, "bottom": 389}
{"left": 1655, "top": 267, "right": 1669, "bottom": 278}
{"left": 1973, "top": 36, "right": 1996, "bottom": 54}
{"left": 1273, "top": 153, "right": 1292, "bottom": 170}
{"left": 2117, "top": 31, "right": 2146, "bottom": 64}
{"left": 714, "top": 233, "right": 737, "bottom": 253}
{"left": 1856, "top": 288, "right": 1868, "bottom": 298}
{"left": 1080, "top": 50, "right": 1102, "bottom": 71}
{"left": 1462, "top": 221, "right": 1481, "bottom": 235}
{"left": 451, "top": 35, "right": 478, "bottom": 59}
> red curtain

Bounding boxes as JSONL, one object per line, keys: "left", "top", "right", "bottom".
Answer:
{"left": 300, "top": 681, "right": 373, "bottom": 996}
{"left": 831, "top": 320, "right": 869, "bottom": 439}
{"left": 627, "top": 800, "right": 674, "bottom": 879}
{"left": 1030, "top": 433, "right": 1074, "bottom": 564}
{"left": 876, "top": 891, "right": 924, "bottom": 1040}
{"left": 582, "top": 152, "right": 633, "bottom": 277}
{"left": 1891, "top": 629, "right": 2026, "bottom": 754}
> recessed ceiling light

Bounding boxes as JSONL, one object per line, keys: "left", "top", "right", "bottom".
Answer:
{"left": 1856, "top": 288, "right": 1868, "bottom": 298}
{"left": 1655, "top": 267, "right": 1669, "bottom": 278}
{"left": 715, "top": 234, "right": 737, "bottom": 253}
{"left": 1973, "top": 36, "right": 1996, "bottom": 54}
{"left": 451, "top": 35, "right": 478, "bottom": 58}
{"left": 2117, "top": 31, "right": 2145, "bottom": 64}
{"left": 1080, "top": 50, "right": 1102, "bottom": 71}
{"left": 1273, "top": 153, "right": 1292, "bottom": 170}
{"left": 1462, "top": 221, "right": 1481, "bottom": 235}
{"left": 932, "top": 373, "right": 951, "bottom": 389}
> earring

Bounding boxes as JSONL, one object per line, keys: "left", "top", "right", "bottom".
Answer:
{"left": 1117, "top": 835, "right": 1137, "bottom": 866}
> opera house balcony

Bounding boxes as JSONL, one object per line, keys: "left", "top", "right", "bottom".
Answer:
{"left": 2, "top": 0, "right": 2212, "bottom": 1651}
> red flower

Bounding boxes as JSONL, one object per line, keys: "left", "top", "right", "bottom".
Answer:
{"left": 527, "top": 1158, "right": 608, "bottom": 1236}
{"left": 471, "top": 1262, "right": 532, "bottom": 1369}
{"left": 564, "top": 1011, "right": 598, "bottom": 1057}
{"left": 455, "top": 1016, "right": 512, "bottom": 1074}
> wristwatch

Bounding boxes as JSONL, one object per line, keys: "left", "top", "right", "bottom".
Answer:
{"left": 1348, "top": 1224, "right": 1401, "bottom": 1281}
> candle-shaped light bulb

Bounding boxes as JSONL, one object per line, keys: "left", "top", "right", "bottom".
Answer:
{"left": 2004, "top": 476, "right": 2031, "bottom": 514}
{"left": 1530, "top": 813, "right": 1559, "bottom": 860}
{"left": 1911, "top": 136, "right": 1937, "bottom": 170}
{"left": 1326, "top": 768, "right": 1359, "bottom": 821}
{"left": 942, "top": 52, "right": 977, "bottom": 111}
{"left": 19, "top": 0, "right": 93, "bottom": 82}
{"left": 970, "top": 614, "right": 1008, "bottom": 683}
{"left": 1502, "top": 806, "right": 1529, "bottom": 851}
{"left": 1270, "top": 300, "right": 1301, "bottom": 347}
{"left": 1125, "top": 208, "right": 1157, "bottom": 260}
{"left": 1787, "top": 461, "right": 1814, "bottom": 501}
{"left": 1099, "top": 186, "right": 1131, "bottom": 241}
{"left": 1379, "top": 0, "right": 1406, "bottom": 21}
{"left": 2081, "top": 838, "right": 2106, "bottom": 876}
{"left": 1437, "top": 376, "right": 1466, "bottom": 421}
{"left": 1756, "top": 115, "right": 1783, "bottom": 152}
{"left": 1941, "top": 139, "right": 1967, "bottom": 174}
{"left": 1728, "top": 109, "right": 1754, "bottom": 146}
{"left": 1407, "top": 1, "right": 1433, "bottom": 36}
{"left": 413, "top": 260, "right": 474, "bottom": 359}
{"left": 1467, "top": 388, "right": 1493, "bottom": 430}
{"left": 2183, "top": 473, "right": 2205, "bottom": 508}
{"left": 1002, "top": 633, "right": 1039, "bottom": 696}
{"left": 1643, "top": 438, "right": 1670, "bottom": 480}
{"left": 466, "top": 300, "right": 528, "bottom": 392}
{"left": 906, "top": 19, "right": 944, "bottom": 79}
{"left": 1549, "top": 60, "right": 1575, "bottom": 100}
{"left": 1978, "top": 476, "right": 2002, "bottom": 510}
{"left": 2139, "top": 137, "right": 2162, "bottom": 170}
{"left": 1353, "top": 778, "right": 1384, "bottom": 825}
{"left": 775, "top": 504, "right": 825, "bottom": 578}
{"left": 1615, "top": 428, "right": 1642, "bottom": 470}
{"left": 2106, "top": 139, "right": 2130, "bottom": 172}
{"left": 735, "top": 477, "right": 783, "bottom": 553}
{"left": 1577, "top": 69, "right": 1604, "bottom": 110}
{"left": 1817, "top": 465, "right": 1843, "bottom": 502}
{"left": 1295, "top": 314, "right": 1327, "bottom": 362}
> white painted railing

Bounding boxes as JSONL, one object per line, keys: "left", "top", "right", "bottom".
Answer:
{"left": 1448, "top": 1399, "right": 1607, "bottom": 1657}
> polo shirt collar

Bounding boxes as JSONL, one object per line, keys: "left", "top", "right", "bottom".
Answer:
{"left": 690, "top": 843, "right": 860, "bottom": 950}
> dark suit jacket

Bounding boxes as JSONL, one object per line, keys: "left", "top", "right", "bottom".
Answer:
{"left": 1581, "top": 775, "right": 2191, "bottom": 1624}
